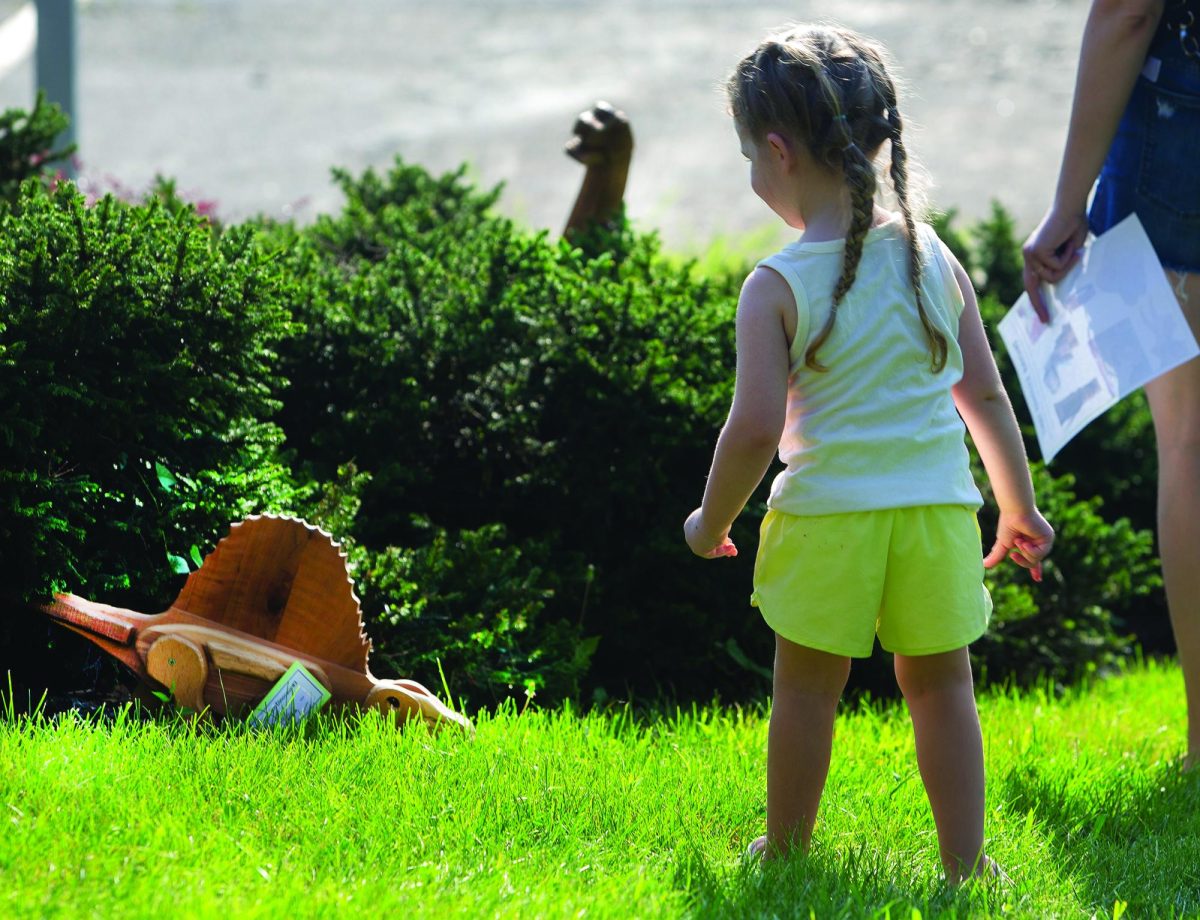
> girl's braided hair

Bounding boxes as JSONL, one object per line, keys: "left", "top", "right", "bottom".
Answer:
{"left": 726, "top": 24, "right": 948, "bottom": 373}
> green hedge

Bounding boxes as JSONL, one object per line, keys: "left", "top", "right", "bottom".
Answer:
{"left": 265, "top": 162, "right": 760, "bottom": 703}
{"left": 0, "top": 179, "right": 303, "bottom": 701}
{"left": 0, "top": 93, "right": 73, "bottom": 204}
{"left": 263, "top": 164, "right": 1159, "bottom": 704}
{"left": 0, "top": 96, "right": 1165, "bottom": 707}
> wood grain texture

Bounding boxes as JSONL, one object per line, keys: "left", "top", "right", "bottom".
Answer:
{"left": 37, "top": 515, "right": 471, "bottom": 731}
{"left": 145, "top": 635, "right": 208, "bottom": 712}
{"left": 171, "top": 515, "right": 371, "bottom": 671}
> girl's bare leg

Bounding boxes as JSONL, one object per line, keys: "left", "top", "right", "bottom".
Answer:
{"left": 761, "top": 635, "right": 851, "bottom": 857}
{"left": 894, "top": 647, "right": 988, "bottom": 882}
{"left": 1144, "top": 269, "right": 1200, "bottom": 770}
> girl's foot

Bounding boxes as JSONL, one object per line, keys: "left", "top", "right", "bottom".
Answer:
{"left": 744, "top": 835, "right": 769, "bottom": 862}
{"left": 980, "top": 855, "right": 1012, "bottom": 884}
{"left": 950, "top": 854, "right": 1011, "bottom": 887}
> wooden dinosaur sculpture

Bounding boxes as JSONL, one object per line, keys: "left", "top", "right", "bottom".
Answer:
{"left": 563, "top": 100, "right": 633, "bottom": 241}
{"left": 38, "top": 514, "right": 472, "bottom": 732}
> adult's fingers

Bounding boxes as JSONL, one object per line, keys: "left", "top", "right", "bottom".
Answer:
{"left": 1023, "top": 262, "right": 1051, "bottom": 323}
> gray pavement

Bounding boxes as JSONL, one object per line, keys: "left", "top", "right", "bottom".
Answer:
{"left": 1, "top": 0, "right": 1088, "bottom": 253}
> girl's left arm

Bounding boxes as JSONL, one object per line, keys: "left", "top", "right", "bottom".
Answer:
{"left": 684, "top": 267, "right": 792, "bottom": 559}
{"left": 948, "top": 252, "right": 1055, "bottom": 578}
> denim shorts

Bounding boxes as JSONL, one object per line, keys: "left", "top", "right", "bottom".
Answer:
{"left": 1089, "top": 29, "right": 1200, "bottom": 272}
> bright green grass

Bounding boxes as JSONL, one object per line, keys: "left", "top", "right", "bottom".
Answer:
{"left": 2, "top": 661, "right": 1198, "bottom": 919}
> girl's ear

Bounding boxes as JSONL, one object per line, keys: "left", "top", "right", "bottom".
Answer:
{"left": 764, "top": 131, "right": 794, "bottom": 167}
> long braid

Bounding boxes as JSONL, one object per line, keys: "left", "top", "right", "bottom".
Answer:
{"left": 882, "top": 87, "right": 948, "bottom": 372}
{"left": 797, "top": 57, "right": 877, "bottom": 370}
{"left": 807, "top": 136, "right": 876, "bottom": 371}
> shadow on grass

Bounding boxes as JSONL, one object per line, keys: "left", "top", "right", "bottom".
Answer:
{"left": 670, "top": 844, "right": 1029, "bottom": 919}
{"left": 1001, "top": 758, "right": 1200, "bottom": 916}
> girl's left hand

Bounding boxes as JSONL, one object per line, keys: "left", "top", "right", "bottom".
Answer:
{"left": 983, "top": 508, "right": 1054, "bottom": 582}
{"left": 684, "top": 508, "right": 738, "bottom": 559}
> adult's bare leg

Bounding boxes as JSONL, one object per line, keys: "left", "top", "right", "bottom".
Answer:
{"left": 1143, "top": 269, "right": 1200, "bottom": 770}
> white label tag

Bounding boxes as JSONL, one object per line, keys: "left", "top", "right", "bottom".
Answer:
{"left": 247, "top": 661, "right": 331, "bottom": 728}
{"left": 1142, "top": 56, "right": 1161, "bottom": 82}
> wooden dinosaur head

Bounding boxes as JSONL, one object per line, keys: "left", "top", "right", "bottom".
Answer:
{"left": 169, "top": 514, "right": 372, "bottom": 673}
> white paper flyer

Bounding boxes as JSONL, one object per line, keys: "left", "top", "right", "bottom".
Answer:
{"left": 997, "top": 214, "right": 1198, "bottom": 462}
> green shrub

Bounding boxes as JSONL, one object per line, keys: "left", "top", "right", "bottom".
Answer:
{"left": 0, "top": 181, "right": 300, "bottom": 619}
{"left": 969, "top": 201, "right": 1026, "bottom": 309}
{"left": 1, "top": 137, "right": 1165, "bottom": 708}
{"left": 0, "top": 92, "right": 74, "bottom": 205}
{"left": 293, "top": 466, "right": 585, "bottom": 705}
{"left": 954, "top": 203, "right": 1159, "bottom": 532}
{"left": 358, "top": 522, "right": 585, "bottom": 705}
{"left": 975, "top": 465, "right": 1158, "bottom": 684}
{"left": 262, "top": 170, "right": 1166, "bottom": 704}
{"left": 957, "top": 205, "right": 1166, "bottom": 656}
{"left": 267, "top": 159, "right": 767, "bottom": 704}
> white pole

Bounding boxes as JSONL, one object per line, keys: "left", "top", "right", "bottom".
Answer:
{"left": 34, "top": 0, "right": 76, "bottom": 175}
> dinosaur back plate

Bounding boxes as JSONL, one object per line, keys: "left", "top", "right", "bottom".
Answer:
{"left": 169, "top": 515, "right": 371, "bottom": 672}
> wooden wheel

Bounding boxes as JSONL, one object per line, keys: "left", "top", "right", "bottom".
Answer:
{"left": 364, "top": 682, "right": 427, "bottom": 726}
{"left": 145, "top": 635, "right": 208, "bottom": 712}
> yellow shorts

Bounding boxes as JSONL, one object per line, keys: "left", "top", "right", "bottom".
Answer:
{"left": 750, "top": 505, "right": 992, "bottom": 658}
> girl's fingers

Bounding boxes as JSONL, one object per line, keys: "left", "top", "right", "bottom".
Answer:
{"left": 989, "top": 535, "right": 1048, "bottom": 582}
{"left": 707, "top": 541, "right": 738, "bottom": 559}
{"left": 983, "top": 540, "right": 1009, "bottom": 569}
{"left": 1006, "top": 549, "right": 1043, "bottom": 582}
{"left": 1014, "top": 536, "right": 1050, "bottom": 561}
{"left": 1012, "top": 538, "right": 1047, "bottom": 582}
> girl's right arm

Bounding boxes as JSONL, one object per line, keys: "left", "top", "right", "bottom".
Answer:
{"left": 948, "top": 252, "right": 1055, "bottom": 580}
{"left": 683, "top": 267, "right": 791, "bottom": 559}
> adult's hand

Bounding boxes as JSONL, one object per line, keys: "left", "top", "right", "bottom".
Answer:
{"left": 1021, "top": 207, "right": 1089, "bottom": 322}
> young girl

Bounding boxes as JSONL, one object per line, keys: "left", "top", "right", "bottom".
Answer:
{"left": 683, "top": 23, "right": 1054, "bottom": 883}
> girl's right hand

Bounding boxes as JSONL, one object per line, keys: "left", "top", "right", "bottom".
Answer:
{"left": 983, "top": 509, "right": 1055, "bottom": 583}
{"left": 684, "top": 508, "right": 738, "bottom": 560}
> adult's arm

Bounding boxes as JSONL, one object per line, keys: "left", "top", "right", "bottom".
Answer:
{"left": 1022, "top": 0, "right": 1164, "bottom": 320}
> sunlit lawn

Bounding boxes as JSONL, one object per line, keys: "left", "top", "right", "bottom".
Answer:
{"left": 3, "top": 660, "right": 1198, "bottom": 918}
